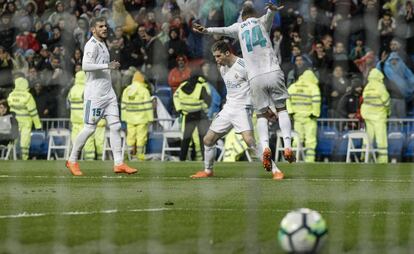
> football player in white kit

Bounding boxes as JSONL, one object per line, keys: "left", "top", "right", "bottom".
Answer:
{"left": 193, "top": 3, "right": 295, "bottom": 171}
{"left": 66, "top": 17, "right": 137, "bottom": 176}
{"left": 190, "top": 40, "right": 284, "bottom": 180}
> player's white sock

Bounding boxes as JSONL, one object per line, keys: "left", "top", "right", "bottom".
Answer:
{"left": 257, "top": 117, "right": 269, "bottom": 151}
{"left": 109, "top": 125, "right": 123, "bottom": 166}
{"left": 204, "top": 145, "right": 215, "bottom": 174}
{"left": 69, "top": 124, "right": 95, "bottom": 163}
{"left": 278, "top": 110, "right": 292, "bottom": 149}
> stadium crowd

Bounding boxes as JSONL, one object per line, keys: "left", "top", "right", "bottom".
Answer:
{"left": 1, "top": 0, "right": 414, "bottom": 161}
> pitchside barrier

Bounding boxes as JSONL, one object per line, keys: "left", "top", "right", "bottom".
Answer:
{"left": 28, "top": 118, "right": 414, "bottom": 162}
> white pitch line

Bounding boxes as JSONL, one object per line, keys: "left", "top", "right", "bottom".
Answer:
{"left": 1, "top": 207, "right": 414, "bottom": 220}
{"left": 0, "top": 174, "right": 413, "bottom": 183}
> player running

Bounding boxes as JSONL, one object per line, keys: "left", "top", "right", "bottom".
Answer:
{"left": 190, "top": 40, "right": 284, "bottom": 180}
{"left": 193, "top": 3, "right": 295, "bottom": 170}
{"left": 66, "top": 17, "right": 137, "bottom": 176}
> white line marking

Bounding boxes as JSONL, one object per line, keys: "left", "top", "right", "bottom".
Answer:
{"left": 1, "top": 207, "right": 413, "bottom": 219}
{"left": 0, "top": 174, "right": 412, "bottom": 183}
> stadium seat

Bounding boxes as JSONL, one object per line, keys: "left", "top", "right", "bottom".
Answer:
{"left": 161, "top": 118, "right": 182, "bottom": 161}
{"left": 47, "top": 128, "right": 71, "bottom": 160}
{"left": 346, "top": 131, "right": 376, "bottom": 163}
{"left": 403, "top": 133, "right": 414, "bottom": 162}
{"left": 388, "top": 132, "right": 405, "bottom": 162}
{"left": 29, "top": 130, "right": 48, "bottom": 159}
{"left": 0, "top": 140, "right": 16, "bottom": 160}
{"left": 275, "top": 130, "right": 305, "bottom": 162}
{"left": 316, "top": 126, "right": 339, "bottom": 160}
{"left": 145, "top": 132, "right": 163, "bottom": 154}
{"left": 155, "top": 86, "right": 173, "bottom": 114}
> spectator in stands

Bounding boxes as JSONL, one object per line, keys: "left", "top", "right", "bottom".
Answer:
{"left": 327, "top": 65, "right": 351, "bottom": 117}
{"left": 30, "top": 80, "right": 56, "bottom": 118}
{"left": 70, "top": 48, "right": 82, "bottom": 73}
{"left": 306, "top": 5, "right": 330, "bottom": 41}
{"left": 7, "top": 76, "right": 41, "bottom": 160}
{"left": 137, "top": 24, "right": 168, "bottom": 82}
{"left": 377, "top": 52, "right": 413, "bottom": 118}
{"left": 287, "top": 70, "right": 321, "bottom": 162}
{"left": 287, "top": 55, "right": 309, "bottom": 87}
{"left": 15, "top": 22, "right": 40, "bottom": 52}
{"left": 168, "top": 55, "right": 191, "bottom": 93}
{"left": 167, "top": 28, "right": 188, "bottom": 69}
{"left": 0, "top": 46, "right": 13, "bottom": 92}
{"left": 121, "top": 71, "right": 154, "bottom": 160}
{"left": 144, "top": 11, "right": 160, "bottom": 37}
{"left": 398, "top": 1, "right": 414, "bottom": 59}
{"left": 333, "top": 41, "right": 348, "bottom": 62}
{"left": 355, "top": 50, "right": 376, "bottom": 82}
{"left": 388, "top": 38, "right": 414, "bottom": 71}
{"left": 11, "top": 49, "right": 29, "bottom": 77}
{"left": 337, "top": 78, "right": 363, "bottom": 130}
{"left": 112, "top": 0, "right": 137, "bottom": 36}
{"left": 173, "top": 75, "right": 211, "bottom": 161}
{"left": 36, "top": 44, "right": 51, "bottom": 71}
{"left": 378, "top": 11, "right": 395, "bottom": 54}
{"left": 0, "top": 99, "right": 18, "bottom": 147}
{"left": 156, "top": 22, "right": 170, "bottom": 45}
{"left": 349, "top": 37, "right": 369, "bottom": 61}
{"left": 310, "top": 40, "right": 332, "bottom": 98}
{"left": 0, "top": 14, "right": 16, "bottom": 52}
{"left": 361, "top": 68, "right": 390, "bottom": 163}
{"left": 73, "top": 17, "right": 89, "bottom": 51}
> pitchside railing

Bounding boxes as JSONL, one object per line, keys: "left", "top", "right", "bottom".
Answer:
{"left": 40, "top": 118, "right": 414, "bottom": 134}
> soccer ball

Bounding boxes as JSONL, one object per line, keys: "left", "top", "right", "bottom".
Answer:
{"left": 278, "top": 208, "right": 328, "bottom": 253}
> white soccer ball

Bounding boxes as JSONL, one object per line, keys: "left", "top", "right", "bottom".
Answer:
{"left": 278, "top": 208, "right": 328, "bottom": 253}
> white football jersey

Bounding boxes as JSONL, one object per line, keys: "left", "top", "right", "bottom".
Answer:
{"left": 82, "top": 36, "right": 116, "bottom": 100}
{"left": 207, "top": 10, "right": 281, "bottom": 80}
{"left": 220, "top": 57, "right": 251, "bottom": 106}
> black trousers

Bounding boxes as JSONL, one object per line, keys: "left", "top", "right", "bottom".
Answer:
{"left": 180, "top": 111, "right": 210, "bottom": 161}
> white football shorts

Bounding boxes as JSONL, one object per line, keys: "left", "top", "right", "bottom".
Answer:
{"left": 209, "top": 104, "right": 253, "bottom": 134}
{"left": 83, "top": 96, "right": 119, "bottom": 125}
{"left": 250, "top": 70, "right": 288, "bottom": 113}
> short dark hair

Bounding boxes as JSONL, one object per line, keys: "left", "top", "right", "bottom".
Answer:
{"left": 0, "top": 99, "right": 10, "bottom": 114}
{"left": 242, "top": 5, "right": 256, "bottom": 19}
{"left": 90, "top": 16, "right": 106, "bottom": 28}
{"left": 211, "top": 40, "right": 231, "bottom": 53}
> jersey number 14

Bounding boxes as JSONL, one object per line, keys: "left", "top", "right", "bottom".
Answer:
{"left": 242, "top": 25, "right": 267, "bottom": 52}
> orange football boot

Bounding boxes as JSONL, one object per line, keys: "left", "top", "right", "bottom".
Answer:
{"left": 65, "top": 161, "right": 83, "bottom": 176}
{"left": 113, "top": 163, "right": 138, "bottom": 174}
{"left": 190, "top": 171, "right": 214, "bottom": 178}
{"left": 262, "top": 147, "right": 272, "bottom": 172}
{"left": 273, "top": 171, "right": 284, "bottom": 180}
{"left": 283, "top": 148, "right": 296, "bottom": 163}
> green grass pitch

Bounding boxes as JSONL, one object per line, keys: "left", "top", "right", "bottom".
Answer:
{"left": 1, "top": 161, "right": 414, "bottom": 253}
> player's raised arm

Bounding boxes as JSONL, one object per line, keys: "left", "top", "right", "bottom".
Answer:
{"left": 193, "top": 22, "right": 239, "bottom": 39}
{"left": 260, "top": 3, "right": 284, "bottom": 31}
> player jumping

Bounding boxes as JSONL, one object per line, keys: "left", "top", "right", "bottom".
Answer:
{"left": 193, "top": 3, "right": 295, "bottom": 171}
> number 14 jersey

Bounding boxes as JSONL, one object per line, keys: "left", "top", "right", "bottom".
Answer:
{"left": 206, "top": 10, "right": 281, "bottom": 81}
